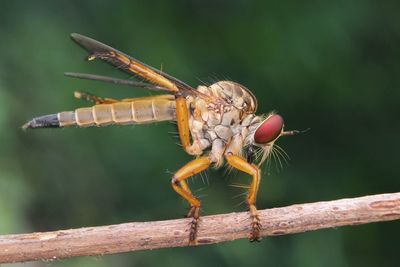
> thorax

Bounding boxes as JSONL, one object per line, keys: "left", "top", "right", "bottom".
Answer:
{"left": 185, "top": 81, "right": 259, "bottom": 161}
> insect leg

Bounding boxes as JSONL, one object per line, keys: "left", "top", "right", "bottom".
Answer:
{"left": 74, "top": 91, "right": 118, "bottom": 104}
{"left": 225, "top": 154, "right": 262, "bottom": 241}
{"left": 175, "top": 96, "right": 205, "bottom": 155}
{"left": 175, "top": 96, "right": 191, "bottom": 150}
{"left": 171, "top": 156, "right": 212, "bottom": 243}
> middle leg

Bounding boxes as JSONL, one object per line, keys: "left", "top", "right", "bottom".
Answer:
{"left": 171, "top": 156, "right": 212, "bottom": 243}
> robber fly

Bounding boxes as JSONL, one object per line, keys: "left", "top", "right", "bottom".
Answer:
{"left": 24, "top": 33, "right": 303, "bottom": 243}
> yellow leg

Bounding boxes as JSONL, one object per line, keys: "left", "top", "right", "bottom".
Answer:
{"left": 74, "top": 91, "right": 118, "bottom": 104}
{"left": 225, "top": 154, "right": 262, "bottom": 241}
{"left": 172, "top": 156, "right": 212, "bottom": 243}
{"left": 174, "top": 95, "right": 204, "bottom": 155}
{"left": 175, "top": 96, "right": 191, "bottom": 150}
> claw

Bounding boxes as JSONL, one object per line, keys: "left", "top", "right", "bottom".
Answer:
{"left": 248, "top": 204, "right": 262, "bottom": 242}
{"left": 189, "top": 217, "right": 199, "bottom": 243}
{"left": 249, "top": 221, "right": 262, "bottom": 242}
{"left": 187, "top": 206, "right": 200, "bottom": 244}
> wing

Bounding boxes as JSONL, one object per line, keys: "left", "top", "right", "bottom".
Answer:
{"left": 64, "top": 72, "right": 171, "bottom": 92}
{"left": 70, "top": 33, "right": 197, "bottom": 96}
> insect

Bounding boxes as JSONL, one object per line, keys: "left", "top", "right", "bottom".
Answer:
{"left": 24, "top": 33, "right": 303, "bottom": 243}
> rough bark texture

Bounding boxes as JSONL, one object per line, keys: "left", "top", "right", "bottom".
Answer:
{"left": 1, "top": 192, "right": 399, "bottom": 264}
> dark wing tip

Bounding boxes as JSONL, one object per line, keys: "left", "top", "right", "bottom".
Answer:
{"left": 70, "top": 33, "right": 88, "bottom": 46}
{"left": 70, "top": 33, "right": 112, "bottom": 54}
{"left": 70, "top": 33, "right": 92, "bottom": 43}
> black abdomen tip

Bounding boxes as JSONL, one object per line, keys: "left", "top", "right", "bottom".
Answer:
{"left": 23, "top": 114, "right": 60, "bottom": 129}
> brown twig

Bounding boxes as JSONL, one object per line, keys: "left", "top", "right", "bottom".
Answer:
{"left": 1, "top": 192, "right": 399, "bottom": 264}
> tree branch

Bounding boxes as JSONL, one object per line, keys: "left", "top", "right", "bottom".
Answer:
{"left": 1, "top": 192, "right": 399, "bottom": 264}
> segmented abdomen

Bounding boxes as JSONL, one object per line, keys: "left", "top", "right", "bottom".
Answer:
{"left": 59, "top": 95, "right": 175, "bottom": 127}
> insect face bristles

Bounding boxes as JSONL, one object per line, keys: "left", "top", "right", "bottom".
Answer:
{"left": 274, "top": 144, "right": 291, "bottom": 161}
{"left": 229, "top": 183, "right": 250, "bottom": 189}
{"left": 273, "top": 145, "right": 289, "bottom": 166}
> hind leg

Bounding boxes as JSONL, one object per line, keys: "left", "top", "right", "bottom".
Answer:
{"left": 74, "top": 91, "right": 118, "bottom": 104}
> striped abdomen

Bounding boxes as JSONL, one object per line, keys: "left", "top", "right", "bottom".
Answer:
{"left": 24, "top": 95, "right": 176, "bottom": 129}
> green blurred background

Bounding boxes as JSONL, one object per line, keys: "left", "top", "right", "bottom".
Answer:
{"left": 0, "top": 0, "right": 399, "bottom": 266}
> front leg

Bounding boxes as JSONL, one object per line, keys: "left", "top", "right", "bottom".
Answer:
{"left": 175, "top": 95, "right": 205, "bottom": 155}
{"left": 225, "top": 154, "right": 262, "bottom": 241}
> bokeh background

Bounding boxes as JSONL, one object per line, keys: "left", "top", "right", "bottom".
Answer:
{"left": 0, "top": 1, "right": 399, "bottom": 266}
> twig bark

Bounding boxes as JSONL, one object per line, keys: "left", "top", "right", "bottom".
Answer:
{"left": 1, "top": 192, "right": 399, "bottom": 264}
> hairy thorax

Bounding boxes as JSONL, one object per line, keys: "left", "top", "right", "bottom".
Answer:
{"left": 185, "top": 81, "right": 261, "bottom": 165}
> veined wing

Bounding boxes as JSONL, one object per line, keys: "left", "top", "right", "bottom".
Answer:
{"left": 70, "top": 33, "right": 197, "bottom": 96}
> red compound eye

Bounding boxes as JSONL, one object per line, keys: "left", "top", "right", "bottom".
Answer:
{"left": 254, "top": 114, "right": 284, "bottom": 144}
